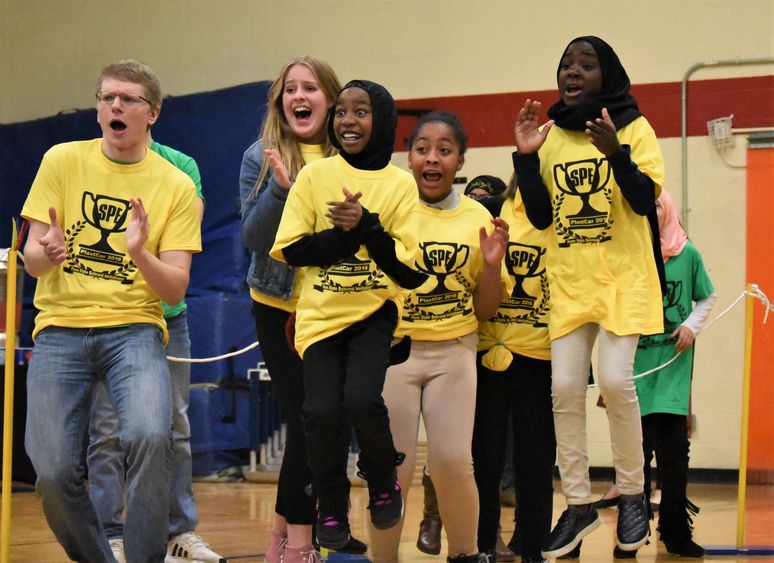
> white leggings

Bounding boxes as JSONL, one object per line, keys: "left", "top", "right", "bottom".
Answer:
{"left": 551, "top": 323, "right": 645, "bottom": 504}
{"left": 368, "top": 333, "right": 479, "bottom": 562}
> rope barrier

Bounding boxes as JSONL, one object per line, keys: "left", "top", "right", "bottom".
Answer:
{"left": 593, "top": 284, "right": 773, "bottom": 386}
{"left": 166, "top": 285, "right": 773, "bottom": 375}
{"left": 167, "top": 339, "right": 260, "bottom": 363}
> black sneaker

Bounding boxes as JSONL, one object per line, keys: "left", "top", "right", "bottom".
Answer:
{"left": 558, "top": 540, "right": 582, "bottom": 559}
{"left": 338, "top": 535, "right": 368, "bottom": 555}
{"left": 592, "top": 495, "right": 621, "bottom": 509}
{"left": 613, "top": 545, "right": 638, "bottom": 558}
{"left": 664, "top": 538, "right": 705, "bottom": 558}
{"left": 315, "top": 512, "right": 350, "bottom": 550}
{"left": 313, "top": 533, "right": 367, "bottom": 555}
{"left": 541, "top": 507, "right": 601, "bottom": 559}
{"left": 617, "top": 495, "right": 650, "bottom": 551}
{"left": 368, "top": 478, "right": 403, "bottom": 529}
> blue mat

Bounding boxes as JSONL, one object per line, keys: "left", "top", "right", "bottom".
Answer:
{"left": 324, "top": 554, "right": 370, "bottom": 561}
{"left": 705, "top": 545, "right": 774, "bottom": 556}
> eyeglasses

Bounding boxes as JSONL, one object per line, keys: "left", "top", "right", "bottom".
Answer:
{"left": 96, "top": 92, "right": 152, "bottom": 107}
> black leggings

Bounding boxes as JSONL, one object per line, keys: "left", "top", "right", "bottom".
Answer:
{"left": 642, "top": 412, "right": 694, "bottom": 541}
{"left": 253, "top": 301, "right": 349, "bottom": 524}
{"left": 472, "top": 352, "right": 555, "bottom": 560}
{"left": 302, "top": 301, "right": 398, "bottom": 516}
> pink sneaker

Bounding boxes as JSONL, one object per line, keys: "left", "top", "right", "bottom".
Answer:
{"left": 264, "top": 530, "right": 287, "bottom": 563}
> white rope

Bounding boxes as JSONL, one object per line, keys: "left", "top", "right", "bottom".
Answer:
{"left": 589, "top": 284, "right": 772, "bottom": 388}
{"left": 167, "top": 339, "right": 261, "bottom": 363}
{"left": 166, "top": 285, "right": 773, "bottom": 368}
{"left": 632, "top": 351, "right": 684, "bottom": 381}
{"left": 748, "top": 283, "right": 772, "bottom": 324}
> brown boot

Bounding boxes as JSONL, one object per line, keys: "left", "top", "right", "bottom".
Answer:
{"left": 417, "top": 469, "right": 442, "bottom": 555}
{"left": 418, "top": 515, "right": 443, "bottom": 555}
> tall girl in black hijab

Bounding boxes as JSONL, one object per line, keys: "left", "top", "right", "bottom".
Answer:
{"left": 513, "top": 36, "right": 666, "bottom": 559}
{"left": 271, "top": 80, "right": 426, "bottom": 552}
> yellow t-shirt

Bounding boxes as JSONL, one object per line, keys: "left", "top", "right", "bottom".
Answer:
{"left": 250, "top": 142, "right": 323, "bottom": 312}
{"left": 21, "top": 139, "right": 201, "bottom": 342}
{"left": 478, "top": 194, "right": 551, "bottom": 361}
{"left": 270, "top": 154, "right": 421, "bottom": 357}
{"left": 537, "top": 116, "right": 664, "bottom": 339}
{"left": 396, "top": 197, "right": 510, "bottom": 342}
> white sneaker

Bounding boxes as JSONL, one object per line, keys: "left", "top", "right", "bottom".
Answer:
{"left": 166, "top": 532, "right": 226, "bottom": 563}
{"left": 109, "top": 538, "right": 127, "bottom": 563}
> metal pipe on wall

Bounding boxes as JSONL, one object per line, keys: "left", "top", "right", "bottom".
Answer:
{"left": 680, "top": 57, "right": 774, "bottom": 229}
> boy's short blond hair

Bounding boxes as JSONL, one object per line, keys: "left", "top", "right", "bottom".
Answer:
{"left": 97, "top": 59, "right": 162, "bottom": 110}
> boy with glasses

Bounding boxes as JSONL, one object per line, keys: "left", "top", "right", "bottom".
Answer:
{"left": 88, "top": 61, "right": 225, "bottom": 563}
{"left": 22, "top": 59, "right": 201, "bottom": 562}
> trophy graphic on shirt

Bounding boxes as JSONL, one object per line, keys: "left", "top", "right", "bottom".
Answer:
{"left": 504, "top": 242, "right": 546, "bottom": 310}
{"left": 78, "top": 192, "right": 131, "bottom": 266}
{"left": 663, "top": 280, "right": 684, "bottom": 331}
{"left": 415, "top": 242, "right": 469, "bottom": 306}
{"left": 554, "top": 158, "right": 610, "bottom": 229}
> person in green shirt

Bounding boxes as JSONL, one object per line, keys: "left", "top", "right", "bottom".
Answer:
{"left": 633, "top": 189, "right": 716, "bottom": 558}
{"left": 594, "top": 189, "right": 716, "bottom": 559}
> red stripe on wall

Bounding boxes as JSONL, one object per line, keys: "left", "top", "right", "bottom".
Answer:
{"left": 395, "top": 76, "right": 774, "bottom": 149}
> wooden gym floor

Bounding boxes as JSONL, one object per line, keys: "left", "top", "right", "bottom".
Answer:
{"left": 5, "top": 480, "right": 774, "bottom": 562}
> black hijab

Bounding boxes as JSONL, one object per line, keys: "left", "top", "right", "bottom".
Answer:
{"left": 328, "top": 79, "right": 397, "bottom": 171}
{"left": 547, "top": 36, "right": 642, "bottom": 132}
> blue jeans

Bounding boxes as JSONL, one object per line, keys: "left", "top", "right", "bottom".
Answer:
{"left": 25, "top": 325, "right": 172, "bottom": 563}
{"left": 88, "top": 312, "right": 198, "bottom": 539}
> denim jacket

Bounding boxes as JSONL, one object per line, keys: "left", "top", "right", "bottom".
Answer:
{"left": 239, "top": 140, "right": 295, "bottom": 300}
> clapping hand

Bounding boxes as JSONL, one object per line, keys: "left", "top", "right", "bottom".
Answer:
{"left": 514, "top": 99, "right": 554, "bottom": 154}
{"left": 585, "top": 108, "right": 622, "bottom": 156}
{"left": 327, "top": 187, "right": 363, "bottom": 231}
{"left": 480, "top": 217, "right": 509, "bottom": 266}
{"left": 126, "top": 197, "right": 150, "bottom": 258}
{"left": 265, "top": 148, "right": 292, "bottom": 189}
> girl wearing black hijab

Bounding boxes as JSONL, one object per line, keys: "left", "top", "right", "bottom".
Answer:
{"left": 513, "top": 36, "right": 665, "bottom": 559}
{"left": 271, "top": 80, "right": 426, "bottom": 552}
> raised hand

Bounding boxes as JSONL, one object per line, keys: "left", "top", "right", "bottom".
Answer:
{"left": 514, "top": 99, "right": 554, "bottom": 154}
{"left": 265, "top": 148, "right": 292, "bottom": 189}
{"left": 480, "top": 217, "right": 509, "bottom": 267}
{"left": 326, "top": 186, "right": 363, "bottom": 231}
{"left": 125, "top": 197, "right": 150, "bottom": 258}
{"left": 585, "top": 107, "right": 622, "bottom": 156}
{"left": 39, "top": 207, "right": 67, "bottom": 265}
